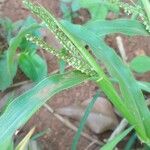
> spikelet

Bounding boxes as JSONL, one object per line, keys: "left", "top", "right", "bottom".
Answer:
{"left": 23, "top": 0, "right": 97, "bottom": 76}
{"left": 109, "top": 0, "right": 150, "bottom": 33}
{"left": 23, "top": 0, "right": 86, "bottom": 60}
{"left": 25, "top": 34, "right": 96, "bottom": 76}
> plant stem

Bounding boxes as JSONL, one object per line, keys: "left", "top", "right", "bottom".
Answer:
{"left": 95, "top": 78, "right": 133, "bottom": 123}
{"left": 73, "top": 43, "right": 134, "bottom": 123}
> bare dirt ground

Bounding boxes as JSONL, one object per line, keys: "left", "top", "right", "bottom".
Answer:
{"left": 1, "top": 0, "right": 150, "bottom": 150}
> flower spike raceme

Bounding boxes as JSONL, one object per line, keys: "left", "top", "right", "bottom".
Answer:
{"left": 25, "top": 34, "right": 96, "bottom": 76}
{"left": 23, "top": 0, "right": 105, "bottom": 78}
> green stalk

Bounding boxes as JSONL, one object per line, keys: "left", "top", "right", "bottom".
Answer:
{"left": 95, "top": 76, "right": 149, "bottom": 142}
{"left": 76, "top": 44, "right": 135, "bottom": 124}
{"left": 76, "top": 45, "right": 135, "bottom": 123}
{"left": 95, "top": 78, "right": 133, "bottom": 123}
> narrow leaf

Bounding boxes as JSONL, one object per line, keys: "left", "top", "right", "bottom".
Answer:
{"left": 71, "top": 92, "right": 99, "bottom": 150}
{"left": 0, "top": 138, "right": 14, "bottom": 150}
{"left": 0, "top": 51, "right": 17, "bottom": 91}
{"left": 138, "top": 82, "right": 150, "bottom": 93}
{"left": 0, "top": 71, "right": 90, "bottom": 146}
{"left": 85, "top": 19, "right": 149, "bottom": 36}
{"left": 15, "top": 127, "right": 35, "bottom": 150}
{"left": 124, "top": 133, "right": 137, "bottom": 150}
{"left": 100, "top": 127, "right": 133, "bottom": 150}
{"left": 18, "top": 53, "right": 47, "bottom": 82}
{"left": 7, "top": 24, "right": 41, "bottom": 76}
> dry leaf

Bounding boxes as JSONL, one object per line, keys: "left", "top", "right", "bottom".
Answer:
{"left": 56, "top": 97, "right": 118, "bottom": 134}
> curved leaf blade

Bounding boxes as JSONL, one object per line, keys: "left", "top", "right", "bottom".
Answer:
{"left": 15, "top": 127, "right": 35, "bottom": 150}
{"left": 85, "top": 19, "right": 149, "bottom": 36}
{"left": 100, "top": 127, "right": 133, "bottom": 150}
{"left": 138, "top": 81, "right": 150, "bottom": 93}
{"left": 0, "top": 71, "right": 90, "bottom": 146}
{"left": 71, "top": 92, "right": 99, "bottom": 150}
{"left": 7, "top": 24, "right": 41, "bottom": 76}
{"left": 0, "top": 51, "right": 17, "bottom": 91}
{"left": 18, "top": 53, "right": 47, "bottom": 82}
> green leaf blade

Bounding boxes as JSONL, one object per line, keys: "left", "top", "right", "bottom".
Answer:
{"left": 71, "top": 92, "right": 99, "bottom": 150}
{"left": 0, "top": 71, "right": 90, "bottom": 146}
{"left": 130, "top": 56, "right": 150, "bottom": 73}
{"left": 85, "top": 19, "right": 150, "bottom": 36}
{"left": 100, "top": 127, "right": 133, "bottom": 150}
{"left": 7, "top": 24, "right": 41, "bottom": 77}
{"left": 0, "top": 51, "right": 17, "bottom": 91}
{"left": 18, "top": 53, "right": 47, "bottom": 82}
